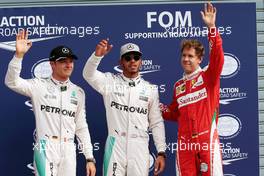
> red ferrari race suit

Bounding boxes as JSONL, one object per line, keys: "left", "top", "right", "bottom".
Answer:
{"left": 162, "top": 30, "right": 224, "bottom": 176}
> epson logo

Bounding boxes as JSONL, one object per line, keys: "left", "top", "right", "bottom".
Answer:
{"left": 221, "top": 53, "right": 240, "bottom": 79}
{"left": 147, "top": 11, "right": 192, "bottom": 28}
{"left": 217, "top": 114, "right": 242, "bottom": 140}
{"left": 31, "top": 58, "right": 52, "bottom": 79}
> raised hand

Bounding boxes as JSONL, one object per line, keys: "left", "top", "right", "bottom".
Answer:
{"left": 95, "top": 39, "right": 113, "bottom": 57}
{"left": 200, "top": 2, "right": 216, "bottom": 29}
{"left": 15, "top": 30, "right": 32, "bottom": 58}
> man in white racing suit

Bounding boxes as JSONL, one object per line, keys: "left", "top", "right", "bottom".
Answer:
{"left": 83, "top": 40, "right": 166, "bottom": 176}
{"left": 5, "top": 30, "right": 96, "bottom": 176}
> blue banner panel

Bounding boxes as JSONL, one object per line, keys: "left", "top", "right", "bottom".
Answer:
{"left": 0, "top": 2, "right": 258, "bottom": 176}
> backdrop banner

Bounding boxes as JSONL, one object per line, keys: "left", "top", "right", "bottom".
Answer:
{"left": 0, "top": 2, "right": 258, "bottom": 176}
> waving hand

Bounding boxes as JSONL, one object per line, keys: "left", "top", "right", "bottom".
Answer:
{"left": 201, "top": 3, "right": 216, "bottom": 28}
{"left": 15, "top": 30, "right": 32, "bottom": 58}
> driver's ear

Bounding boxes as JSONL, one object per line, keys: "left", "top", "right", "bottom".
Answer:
{"left": 50, "top": 61, "right": 55, "bottom": 69}
{"left": 119, "top": 59, "right": 124, "bottom": 69}
{"left": 199, "top": 57, "right": 203, "bottom": 64}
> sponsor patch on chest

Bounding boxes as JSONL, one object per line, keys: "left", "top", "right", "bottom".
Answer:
{"left": 44, "top": 94, "right": 57, "bottom": 100}
{"left": 70, "top": 99, "right": 78, "bottom": 105}
{"left": 177, "top": 88, "right": 207, "bottom": 108}
{"left": 175, "top": 83, "right": 186, "bottom": 96}
{"left": 113, "top": 91, "right": 125, "bottom": 97}
{"left": 191, "top": 75, "right": 204, "bottom": 89}
{"left": 139, "top": 95, "right": 148, "bottom": 102}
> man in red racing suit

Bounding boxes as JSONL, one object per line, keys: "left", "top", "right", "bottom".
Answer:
{"left": 161, "top": 3, "right": 224, "bottom": 176}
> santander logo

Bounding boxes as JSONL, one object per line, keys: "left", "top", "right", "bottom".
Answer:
{"left": 177, "top": 88, "right": 207, "bottom": 108}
